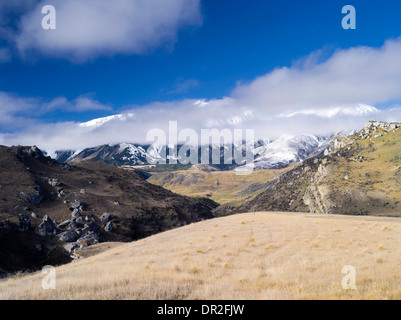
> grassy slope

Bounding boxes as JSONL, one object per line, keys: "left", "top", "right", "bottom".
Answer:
{"left": 148, "top": 167, "right": 293, "bottom": 206}
{"left": 318, "top": 127, "right": 401, "bottom": 216}
{"left": 240, "top": 125, "right": 401, "bottom": 216}
{"left": 1, "top": 212, "right": 401, "bottom": 300}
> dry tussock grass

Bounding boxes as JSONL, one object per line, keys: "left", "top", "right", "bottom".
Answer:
{"left": 1, "top": 212, "right": 401, "bottom": 300}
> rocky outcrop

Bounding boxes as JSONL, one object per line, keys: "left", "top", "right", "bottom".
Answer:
{"left": 58, "top": 231, "right": 79, "bottom": 243}
{"left": 359, "top": 121, "right": 400, "bottom": 140}
{"left": 35, "top": 215, "right": 59, "bottom": 237}
{"left": 18, "top": 186, "right": 44, "bottom": 205}
{"left": 48, "top": 178, "right": 61, "bottom": 187}
{"left": 324, "top": 121, "right": 401, "bottom": 156}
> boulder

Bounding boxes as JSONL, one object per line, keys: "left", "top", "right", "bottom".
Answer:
{"left": 35, "top": 215, "right": 59, "bottom": 237}
{"left": 77, "top": 231, "right": 99, "bottom": 249}
{"left": 48, "top": 178, "right": 61, "bottom": 187}
{"left": 58, "top": 231, "right": 79, "bottom": 243}
{"left": 67, "top": 219, "right": 77, "bottom": 231}
{"left": 64, "top": 242, "right": 79, "bottom": 253}
{"left": 84, "top": 221, "right": 100, "bottom": 232}
{"left": 71, "top": 201, "right": 82, "bottom": 209}
{"left": 101, "top": 213, "right": 111, "bottom": 223}
{"left": 104, "top": 221, "right": 113, "bottom": 232}
{"left": 28, "top": 146, "right": 45, "bottom": 159}
{"left": 58, "top": 220, "right": 71, "bottom": 229}
{"left": 26, "top": 186, "right": 44, "bottom": 204}
{"left": 71, "top": 209, "right": 81, "bottom": 218}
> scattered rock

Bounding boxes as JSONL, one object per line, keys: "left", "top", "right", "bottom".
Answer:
{"left": 35, "top": 215, "right": 59, "bottom": 237}
{"left": 58, "top": 231, "right": 79, "bottom": 243}
{"left": 83, "top": 221, "right": 100, "bottom": 233}
{"left": 28, "top": 146, "right": 43, "bottom": 159}
{"left": 24, "top": 186, "right": 44, "bottom": 204}
{"left": 71, "top": 208, "right": 81, "bottom": 218}
{"left": 77, "top": 231, "right": 99, "bottom": 249}
{"left": 104, "top": 221, "right": 113, "bottom": 232}
{"left": 71, "top": 201, "right": 83, "bottom": 209}
{"left": 58, "top": 220, "right": 71, "bottom": 229}
{"left": 67, "top": 219, "right": 77, "bottom": 231}
{"left": 31, "top": 212, "right": 39, "bottom": 219}
{"left": 48, "top": 178, "right": 61, "bottom": 187}
{"left": 101, "top": 213, "right": 111, "bottom": 223}
{"left": 64, "top": 242, "right": 79, "bottom": 253}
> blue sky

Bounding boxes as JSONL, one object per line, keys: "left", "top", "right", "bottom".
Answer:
{"left": 0, "top": 0, "right": 400, "bottom": 122}
{"left": 1, "top": 0, "right": 401, "bottom": 151}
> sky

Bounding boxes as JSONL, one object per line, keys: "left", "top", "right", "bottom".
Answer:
{"left": 1, "top": 0, "right": 401, "bottom": 152}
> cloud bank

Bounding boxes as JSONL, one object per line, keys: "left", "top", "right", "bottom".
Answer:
{"left": 2, "top": 38, "right": 401, "bottom": 153}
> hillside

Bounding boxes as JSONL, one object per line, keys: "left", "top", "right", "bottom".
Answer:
{"left": 146, "top": 121, "right": 401, "bottom": 217}
{"left": 0, "top": 146, "right": 217, "bottom": 275}
{"left": 225, "top": 121, "right": 401, "bottom": 216}
{"left": 1, "top": 212, "right": 401, "bottom": 300}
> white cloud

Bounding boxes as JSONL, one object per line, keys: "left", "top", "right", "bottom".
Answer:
{"left": 42, "top": 95, "right": 112, "bottom": 113}
{"left": 2, "top": 38, "right": 401, "bottom": 152}
{"left": 14, "top": 0, "right": 202, "bottom": 61}
{"left": 232, "top": 38, "right": 401, "bottom": 111}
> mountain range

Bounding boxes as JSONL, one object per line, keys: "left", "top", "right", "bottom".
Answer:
{"left": 48, "top": 103, "right": 379, "bottom": 170}
{"left": 51, "top": 134, "right": 334, "bottom": 171}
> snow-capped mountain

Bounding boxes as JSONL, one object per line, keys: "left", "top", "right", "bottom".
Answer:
{"left": 51, "top": 133, "right": 334, "bottom": 170}
{"left": 54, "top": 143, "right": 149, "bottom": 166}
{"left": 251, "top": 134, "right": 332, "bottom": 169}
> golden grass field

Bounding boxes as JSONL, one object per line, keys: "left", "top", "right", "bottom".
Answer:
{"left": 1, "top": 212, "right": 401, "bottom": 300}
{"left": 148, "top": 167, "right": 292, "bottom": 205}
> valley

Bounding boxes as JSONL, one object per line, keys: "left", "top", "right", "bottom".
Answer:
{"left": 1, "top": 120, "right": 401, "bottom": 300}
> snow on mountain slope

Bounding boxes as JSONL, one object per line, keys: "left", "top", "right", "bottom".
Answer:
{"left": 251, "top": 134, "right": 331, "bottom": 169}
{"left": 80, "top": 113, "right": 136, "bottom": 128}
{"left": 51, "top": 134, "right": 333, "bottom": 170}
